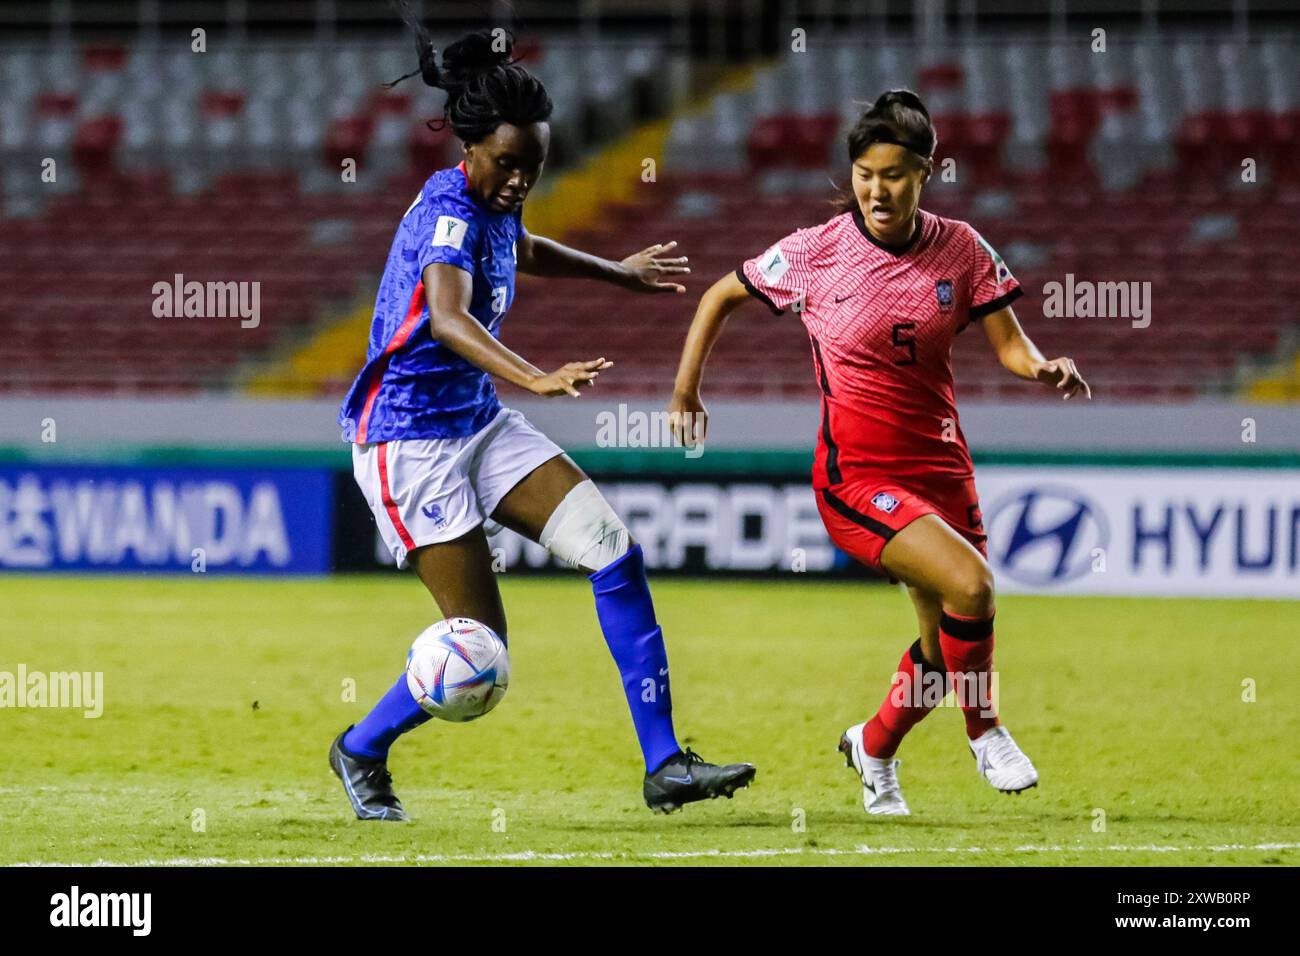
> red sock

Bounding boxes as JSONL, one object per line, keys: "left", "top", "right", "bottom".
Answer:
{"left": 862, "top": 639, "right": 951, "bottom": 759}
{"left": 938, "top": 609, "right": 1000, "bottom": 740}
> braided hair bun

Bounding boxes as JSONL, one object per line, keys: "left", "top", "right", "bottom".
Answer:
{"left": 386, "top": 2, "right": 552, "bottom": 144}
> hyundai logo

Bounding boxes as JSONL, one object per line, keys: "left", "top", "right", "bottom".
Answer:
{"left": 986, "top": 486, "right": 1109, "bottom": 585}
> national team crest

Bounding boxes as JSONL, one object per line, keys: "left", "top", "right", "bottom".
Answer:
{"left": 935, "top": 279, "right": 954, "bottom": 312}
{"left": 871, "top": 492, "right": 900, "bottom": 514}
{"left": 421, "top": 502, "right": 448, "bottom": 528}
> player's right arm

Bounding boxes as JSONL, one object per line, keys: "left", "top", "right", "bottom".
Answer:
{"left": 423, "top": 262, "right": 610, "bottom": 398}
{"left": 670, "top": 230, "right": 809, "bottom": 445}
{"left": 667, "top": 270, "right": 755, "bottom": 445}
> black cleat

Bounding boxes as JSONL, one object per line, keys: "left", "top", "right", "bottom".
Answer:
{"left": 329, "top": 726, "right": 409, "bottom": 822}
{"left": 643, "top": 748, "right": 756, "bottom": 814}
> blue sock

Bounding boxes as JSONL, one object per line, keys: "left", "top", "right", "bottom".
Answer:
{"left": 343, "top": 673, "right": 432, "bottom": 760}
{"left": 589, "top": 544, "right": 681, "bottom": 772}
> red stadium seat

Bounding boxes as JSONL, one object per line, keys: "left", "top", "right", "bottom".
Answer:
{"left": 324, "top": 116, "right": 376, "bottom": 169}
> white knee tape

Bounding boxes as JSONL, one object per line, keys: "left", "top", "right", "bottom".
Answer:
{"left": 539, "top": 480, "right": 630, "bottom": 572}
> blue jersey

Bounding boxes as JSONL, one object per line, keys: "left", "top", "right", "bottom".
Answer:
{"left": 339, "top": 161, "right": 524, "bottom": 444}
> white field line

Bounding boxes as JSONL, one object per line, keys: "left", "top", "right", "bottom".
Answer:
{"left": 10, "top": 843, "right": 1298, "bottom": 867}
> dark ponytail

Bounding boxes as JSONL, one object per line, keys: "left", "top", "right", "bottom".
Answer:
{"left": 385, "top": 1, "right": 553, "bottom": 144}
{"left": 848, "top": 89, "right": 937, "bottom": 162}
{"left": 832, "top": 89, "right": 937, "bottom": 213}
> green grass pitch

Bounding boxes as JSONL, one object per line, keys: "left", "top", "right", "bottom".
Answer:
{"left": 1, "top": 574, "right": 1296, "bottom": 867}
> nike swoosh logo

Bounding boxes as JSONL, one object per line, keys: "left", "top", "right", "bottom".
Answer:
{"left": 663, "top": 774, "right": 693, "bottom": 785}
{"left": 833, "top": 293, "right": 860, "bottom": 303}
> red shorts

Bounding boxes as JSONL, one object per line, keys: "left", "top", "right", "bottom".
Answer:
{"left": 815, "top": 474, "right": 987, "bottom": 580}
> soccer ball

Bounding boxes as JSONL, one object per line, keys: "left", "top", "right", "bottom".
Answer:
{"left": 405, "top": 618, "right": 510, "bottom": 722}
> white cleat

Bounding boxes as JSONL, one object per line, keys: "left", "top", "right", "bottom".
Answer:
{"left": 838, "top": 723, "right": 910, "bottom": 816}
{"left": 969, "top": 726, "right": 1039, "bottom": 793}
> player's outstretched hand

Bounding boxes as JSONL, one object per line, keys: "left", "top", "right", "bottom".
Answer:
{"left": 529, "top": 359, "right": 613, "bottom": 398}
{"left": 618, "top": 241, "right": 690, "bottom": 294}
{"left": 668, "top": 388, "right": 708, "bottom": 448}
{"left": 1031, "top": 356, "right": 1092, "bottom": 400}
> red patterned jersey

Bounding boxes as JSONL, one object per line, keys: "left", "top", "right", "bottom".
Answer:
{"left": 737, "top": 206, "right": 1021, "bottom": 489}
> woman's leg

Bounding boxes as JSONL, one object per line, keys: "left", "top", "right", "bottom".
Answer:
{"left": 820, "top": 481, "right": 1034, "bottom": 803}
{"left": 880, "top": 514, "right": 995, "bottom": 620}
{"left": 409, "top": 528, "right": 508, "bottom": 638}
{"left": 813, "top": 486, "right": 946, "bottom": 766}
{"left": 488, "top": 454, "right": 682, "bottom": 773}
{"left": 854, "top": 578, "right": 955, "bottom": 763}
{"left": 343, "top": 529, "right": 505, "bottom": 761}
{"left": 880, "top": 514, "right": 999, "bottom": 740}
{"left": 487, "top": 453, "right": 589, "bottom": 545}
{"left": 881, "top": 515, "right": 1038, "bottom": 792}
{"left": 909, "top": 584, "right": 944, "bottom": 668}
{"left": 462, "top": 406, "right": 756, "bottom": 809}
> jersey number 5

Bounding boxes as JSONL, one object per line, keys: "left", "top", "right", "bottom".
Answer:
{"left": 892, "top": 322, "right": 917, "bottom": 366}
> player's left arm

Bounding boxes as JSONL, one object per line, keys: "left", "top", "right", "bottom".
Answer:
{"left": 517, "top": 231, "right": 690, "bottom": 293}
{"left": 981, "top": 306, "right": 1092, "bottom": 400}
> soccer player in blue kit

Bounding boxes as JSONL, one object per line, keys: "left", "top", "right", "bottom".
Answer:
{"left": 329, "top": 11, "right": 755, "bottom": 821}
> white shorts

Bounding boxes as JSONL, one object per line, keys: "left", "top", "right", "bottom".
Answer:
{"left": 352, "top": 407, "right": 565, "bottom": 569}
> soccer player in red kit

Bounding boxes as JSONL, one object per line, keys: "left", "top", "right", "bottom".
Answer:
{"left": 670, "top": 90, "right": 1090, "bottom": 816}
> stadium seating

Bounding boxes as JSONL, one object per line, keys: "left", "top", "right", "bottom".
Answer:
{"left": 1, "top": 33, "right": 1297, "bottom": 400}
{"left": 0, "top": 34, "right": 668, "bottom": 394}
